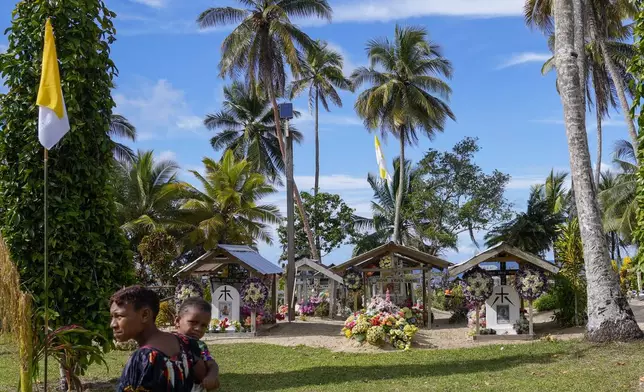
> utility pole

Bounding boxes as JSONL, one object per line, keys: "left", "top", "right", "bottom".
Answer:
{"left": 279, "top": 102, "right": 296, "bottom": 322}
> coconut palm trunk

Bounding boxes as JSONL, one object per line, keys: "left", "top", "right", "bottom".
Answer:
{"left": 268, "top": 88, "right": 320, "bottom": 261}
{"left": 573, "top": 0, "right": 586, "bottom": 108}
{"left": 554, "top": 0, "right": 642, "bottom": 342}
{"left": 393, "top": 130, "right": 405, "bottom": 244}
{"left": 594, "top": 112, "right": 602, "bottom": 189}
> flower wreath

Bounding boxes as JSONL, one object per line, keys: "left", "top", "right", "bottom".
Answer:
{"left": 343, "top": 268, "right": 362, "bottom": 291}
{"left": 515, "top": 265, "right": 548, "bottom": 301}
{"left": 460, "top": 267, "right": 494, "bottom": 304}
{"left": 379, "top": 256, "right": 393, "bottom": 269}
{"left": 174, "top": 278, "right": 204, "bottom": 309}
{"left": 240, "top": 277, "right": 269, "bottom": 311}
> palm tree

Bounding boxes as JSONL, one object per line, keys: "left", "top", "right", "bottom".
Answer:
{"left": 206, "top": 81, "right": 304, "bottom": 185}
{"left": 527, "top": 0, "right": 639, "bottom": 155}
{"left": 288, "top": 40, "right": 352, "bottom": 257}
{"left": 289, "top": 40, "right": 352, "bottom": 195}
{"left": 352, "top": 158, "right": 426, "bottom": 255}
{"left": 542, "top": 169, "right": 571, "bottom": 214}
{"left": 180, "top": 150, "right": 281, "bottom": 249}
{"left": 485, "top": 186, "right": 565, "bottom": 257}
{"left": 599, "top": 140, "right": 637, "bottom": 243}
{"left": 197, "top": 0, "right": 332, "bottom": 260}
{"left": 109, "top": 114, "right": 137, "bottom": 163}
{"left": 352, "top": 25, "right": 455, "bottom": 244}
{"left": 541, "top": 31, "right": 635, "bottom": 186}
{"left": 552, "top": 0, "right": 641, "bottom": 341}
{"left": 114, "top": 150, "right": 188, "bottom": 242}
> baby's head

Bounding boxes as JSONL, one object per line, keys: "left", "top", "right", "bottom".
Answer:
{"left": 175, "top": 297, "right": 212, "bottom": 340}
{"left": 110, "top": 285, "right": 160, "bottom": 342}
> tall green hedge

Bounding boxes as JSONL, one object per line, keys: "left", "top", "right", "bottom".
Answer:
{"left": 0, "top": 0, "right": 132, "bottom": 348}
{"left": 632, "top": 0, "right": 644, "bottom": 265}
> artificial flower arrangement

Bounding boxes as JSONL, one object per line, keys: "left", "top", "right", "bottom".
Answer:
{"left": 241, "top": 277, "right": 269, "bottom": 311}
{"left": 366, "top": 290, "right": 399, "bottom": 315}
{"left": 174, "top": 278, "right": 204, "bottom": 310}
{"left": 343, "top": 268, "right": 363, "bottom": 291}
{"left": 467, "top": 303, "right": 486, "bottom": 330}
{"left": 243, "top": 314, "right": 264, "bottom": 332}
{"left": 208, "top": 318, "right": 232, "bottom": 333}
{"left": 277, "top": 304, "right": 288, "bottom": 320}
{"left": 342, "top": 306, "right": 420, "bottom": 350}
{"left": 297, "top": 294, "right": 329, "bottom": 316}
{"left": 515, "top": 265, "right": 548, "bottom": 301}
{"left": 460, "top": 267, "right": 494, "bottom": 304}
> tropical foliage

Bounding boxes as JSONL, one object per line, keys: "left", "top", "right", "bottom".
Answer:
{"left": 114, "top": 150, "right": 188, "bottom": 244}
{"left": 277, "top": 192, "right": 356, "bottom": 262}
{"left": 352, "top": 24, "right": 455, "bottom": 244}
{"left": 181, "top": 150, "right": 281, "bottom": 250}
{"left": 206, "top": 82, "right": 304, "bottom": 185}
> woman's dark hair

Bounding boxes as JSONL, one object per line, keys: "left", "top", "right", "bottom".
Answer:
{"left": 110, "top": 285, "right": 160, "bottom": 318}
{"left": 178, "top": 296, "right": 212, "bottom": 317}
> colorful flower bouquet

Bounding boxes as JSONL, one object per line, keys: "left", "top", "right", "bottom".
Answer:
{"left": 243, "top": 314, "right": 264, "bottom": 332}
{"left": 515, "top": 265, "right": 548, "bottom": 301}
{"left": 461, "top": 267, "right": 494, "bottom": 304}
{"left": 366, "top": 290, "right": 399, "bottom": 316}
{"left": 342, "top": 308, "right": 420, "bottom": 350}
{"left": 174, "top": 278, "right": 204, "bottom": 310}
{"left": 296, "top": 294, "right": 329, "bottom": 316}
{"left": 209, "top": 318, "right": 233, "bottom": 333}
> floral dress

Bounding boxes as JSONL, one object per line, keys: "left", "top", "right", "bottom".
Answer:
{"left": 192, "top": 340, "right": 214, "bottom": 392}
{"left": 117, "top": 334, "right": 201, "bottom": 392}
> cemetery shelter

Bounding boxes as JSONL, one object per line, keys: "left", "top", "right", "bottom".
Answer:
{"left": 174, "top": 244, "right": 282, "bottom": 325}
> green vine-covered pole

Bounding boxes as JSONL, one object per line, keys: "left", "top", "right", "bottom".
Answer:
{"left": 630, "top": 0, "right": 644, "bottom": 269}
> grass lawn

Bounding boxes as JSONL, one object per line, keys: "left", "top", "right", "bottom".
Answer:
{"left": 2, "top": 336, "right": 644, "bottom": 391}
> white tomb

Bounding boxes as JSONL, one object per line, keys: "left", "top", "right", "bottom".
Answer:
{"left": 212, "top": 285, "right": 240, "bottom": 327}
{"left": 485, "top": 284, "right": 521, "bottom": 335}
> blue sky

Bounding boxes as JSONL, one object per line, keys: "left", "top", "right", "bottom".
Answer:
{"left": 0, "top": 0, "right": 631, "bottom": 265}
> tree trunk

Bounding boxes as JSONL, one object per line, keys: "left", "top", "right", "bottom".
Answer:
{"left": 594, "top": 111, "right": 602, "bottom": 189}
{"left": 393, "top": 131, "right": 405, "bottom": 244}
{"left": 314, "top": 89, "right": 321, "bottom": 262}
{"left": 554, "top": 0, "right": 642, "bottom": 342}
{"left": 267, "top": 86, "right": 320, "bottom": 261}
{"left": 573, "top": 0, "right": 586, "bottom": 110}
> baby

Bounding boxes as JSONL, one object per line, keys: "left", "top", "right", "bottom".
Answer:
{"left": 175, "top": 297, "right": 221, "bottom": 391}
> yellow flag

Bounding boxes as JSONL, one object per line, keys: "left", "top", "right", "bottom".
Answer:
{"left": 374, "top": 135, "right": 392, "bottom": 183}
{"left": 36, "top": 19, "right": 69, "bottom": 149}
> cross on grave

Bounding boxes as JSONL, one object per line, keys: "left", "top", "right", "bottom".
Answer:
{"left": 218, "top": 286, "right": 233, "bottom": 301}
{"left": 492, "top": 287, "right": 515, "bottom": 306}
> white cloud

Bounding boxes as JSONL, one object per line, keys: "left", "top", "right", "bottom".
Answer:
{"left": 157, "top": 150, "right": 177, "bottom": 162}
{"left": 506, "top": 175, "right": 544, "bottom": 190}
{"left": 294, "top": 174, "right": 370, "bottom": 191}
{"left": 114, "top": 79, "right": 207, "bottom": 140}
{"left": 177, "top": 115, "right": 203, "bottom": 130}
{"left": 301, "top": 0, "right": 523, "bottom": 25}
{"left": 130, "top": 0, "right": 167, "bottom": 8}
{"left": 498, "top": 52, "right": 552, "bottom": 69}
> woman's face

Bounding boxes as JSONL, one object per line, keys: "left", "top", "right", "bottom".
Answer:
{"left": 110, "top": 302, "right": 148, "bottom": 342}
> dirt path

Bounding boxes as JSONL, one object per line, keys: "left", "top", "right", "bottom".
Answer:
{"left": 204, "top": 300, "right": 644, "bottom": 352}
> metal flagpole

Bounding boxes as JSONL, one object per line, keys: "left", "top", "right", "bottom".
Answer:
{"left": 43, "top": 148, "right": 49, "bottom": 389}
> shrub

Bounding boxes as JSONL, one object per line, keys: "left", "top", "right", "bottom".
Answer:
{"left": 552, "top": 274, "right": 587, "bottom": 327}
{"left": 314, "top": 301, "right": 329, "bottom": 317}
{"left": 533, "top": 292, "right": 558, "bottom": 311}
{"left": 203, "top": 284, "right": 212, "bottom": 304}
{"left": 156, "top": 301, "right": 175, "bottom": 327}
